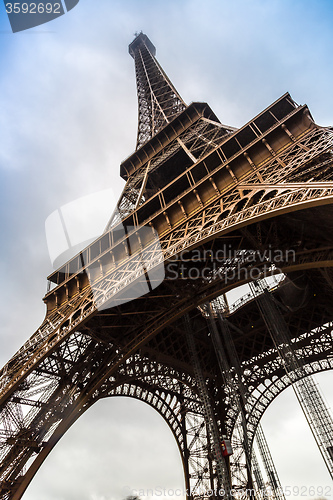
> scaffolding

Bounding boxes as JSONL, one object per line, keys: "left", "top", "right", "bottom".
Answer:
{"left": 255, "top": 423, "right": 285, "bottom": 500}
{"left": 250, "top": 280, "right": 333, "bottom": 479}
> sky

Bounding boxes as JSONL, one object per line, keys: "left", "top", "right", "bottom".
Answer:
{"left": 0, "top": 0, "right": 333, "bottom": 499}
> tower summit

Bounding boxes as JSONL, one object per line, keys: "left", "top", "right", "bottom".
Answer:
{"left": 129, "top": 32, "right": 186, "bottom": 149}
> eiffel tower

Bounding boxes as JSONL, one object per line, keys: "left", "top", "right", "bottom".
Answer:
{"left": 1, "top": 32, "right": 333, "bottom": 499}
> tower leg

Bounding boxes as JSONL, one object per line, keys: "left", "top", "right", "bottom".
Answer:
{"left": 207, "top": 303, "right": 260, "bottom": 498}
{"left": 184, "top": 314, "right": 232, "bottom": 499}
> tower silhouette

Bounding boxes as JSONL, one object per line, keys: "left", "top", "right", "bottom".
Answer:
{"left": 1, "top": 33, "right": 333, "bottom": 499}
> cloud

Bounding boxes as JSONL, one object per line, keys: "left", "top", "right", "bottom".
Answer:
{"left": 23, "top": 398, "right": 185, "bottom": 500}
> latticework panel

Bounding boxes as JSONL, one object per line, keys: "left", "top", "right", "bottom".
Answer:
{"left": 130, "top": 33, "right": 186, "bottom": 150}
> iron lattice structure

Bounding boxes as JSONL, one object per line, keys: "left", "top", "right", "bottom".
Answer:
{"left": 1, "top": 33, "right": 333, "bottom": 499}
{"left": 130, "top": 33, "right": 187, "bottom": 150}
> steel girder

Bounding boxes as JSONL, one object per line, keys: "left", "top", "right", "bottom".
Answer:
{"left": 0, "top": 276, "right": 332, "bottom": 499}
{"left": 1, "top": 33, "right": 333, "bottom": 500}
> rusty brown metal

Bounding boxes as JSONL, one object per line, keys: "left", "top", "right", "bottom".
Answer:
{"left": 1, "top": 34, "right": 333, "bottom": 499}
